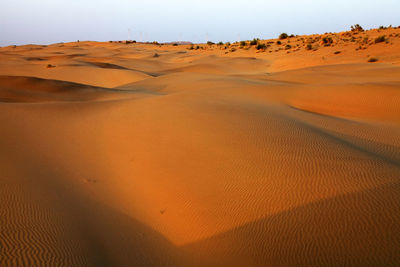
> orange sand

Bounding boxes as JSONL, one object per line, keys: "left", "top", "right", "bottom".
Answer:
{"left": 1, "top": 27, "right": 400, "bottom": 266}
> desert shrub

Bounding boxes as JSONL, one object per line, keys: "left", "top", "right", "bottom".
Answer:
{"left": 188, "top": 45, "right": 194, "bottom": 50}
{"left": 322, "top": 36, "right": 333, "bottom": 44}
{"left": 374, "top": 35, "right": 386, "bottom": 43}
{"left": 153, "top": 53, "right": 160, "bottom": 57}
{"left": 351, "top": 24, "right": 364, "bottom": 32}
{"left": 276, "top": 40, "right": 282, "bottom": 45}
{"left": 225, "top": 42, "right": 231, "bottom": 46}
{"left": 250, "top": 38, "right": 259, "bottom": 45}
{"left": 368, "top": 57, "right": 378, "bottom": 62}
{"left": 306, "top": 44, "right": 313, "bottom": 50}
{"left": 207, "top": 41, "right": 215, "bottom": 45}
{"left": 217, "top": 41, "right": 224, "bottom": 46}
{"left": 256, "top": 43, "right": 266, "bottom": 50}
{"left": 285, "top": 44, "right": 292, "bottom": 50}
{"left": 172, "top": 43, "right": 178, "bottom": 46}
{"left": 240, "top": 41, "right": 247, "bottom": 47}
{"left": 279, "top": 33, "right": 288, "bottom": 39}
{"left": 334, "top": 51, "right": 341, "bottom": 54}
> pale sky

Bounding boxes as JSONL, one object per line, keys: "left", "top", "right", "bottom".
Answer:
{"left": 1, "top": 0, "right": 399, "bottom": 46}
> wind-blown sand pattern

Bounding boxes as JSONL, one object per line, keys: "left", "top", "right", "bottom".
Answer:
{"left": 1, "top": 27, "right": 400, "bottom": 266}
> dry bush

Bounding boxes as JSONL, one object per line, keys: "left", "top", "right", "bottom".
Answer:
{"left": 256, "top": 43, "right": 266, "bottom": 50}
{"left": 250, "top": 38, "right": 259, "bottom": 45}
{"left": 374, "top": 35, "right": 386, "bottom": 43}
{"left": 279, "top": 33, "right": 288, "bottom": 39}
{"left": 351, "top": 24, "right": 364, "bottom": 32}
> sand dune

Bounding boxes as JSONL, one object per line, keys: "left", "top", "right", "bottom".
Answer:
{"left": 1, "top": 27, "right": 400, "bottom": 266}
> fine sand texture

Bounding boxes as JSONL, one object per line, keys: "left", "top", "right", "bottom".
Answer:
{"left": 1, "top": 27, "right": 400, "bottom": 266}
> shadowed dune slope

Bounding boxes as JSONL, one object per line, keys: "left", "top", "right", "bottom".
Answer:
{"left": 1, "top": 27, "right": 400, "bottom": 266}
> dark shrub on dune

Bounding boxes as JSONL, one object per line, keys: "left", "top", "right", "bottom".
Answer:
{"left": 351, "top": 24, "right": 364, "bottom": 32}
{"left": 256, "top": 43, "right": 266, "bottom": 50}
{"left": 279, "top": 33, "right": 288, "bottom": 39}
{"left": 322, "top": 36, "right": 333, "bottom": 46}
{"left": 374, "top": 35, "right": 386, "bottom": 43}
{"left": 250, "top": 38, "right": 259, "bottom": 45}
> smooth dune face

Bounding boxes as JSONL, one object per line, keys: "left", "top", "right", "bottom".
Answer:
{"left": 1, "top": 28, "right": 400, "bottom": 266}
